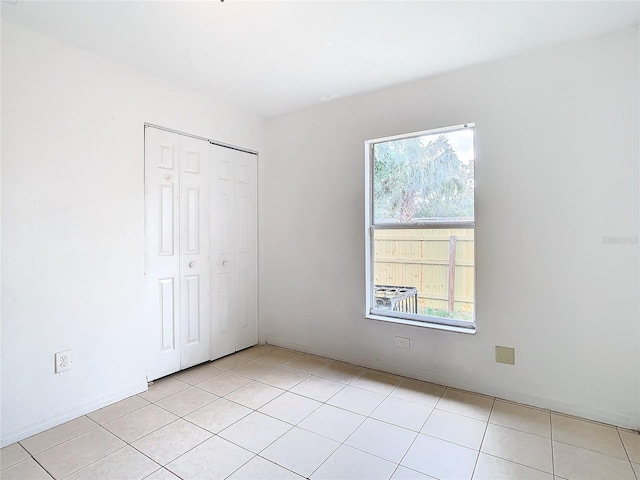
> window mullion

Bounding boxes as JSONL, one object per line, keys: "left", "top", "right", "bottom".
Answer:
{"left": 372, "top": 222, "right": 475, "bottom": 230}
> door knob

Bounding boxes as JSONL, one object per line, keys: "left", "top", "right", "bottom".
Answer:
{"left": 189, "top": 261, "right": 196, "bottom": 268}
{"left": 222, "top": 260, "right": 228, "bottom": 267}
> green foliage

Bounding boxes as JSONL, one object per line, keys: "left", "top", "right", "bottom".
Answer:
{"left": 419, "top": 307, "right": 474, "bottom": 321}
{"left": 373, "top": 134, "right": 474, "bottom": 222}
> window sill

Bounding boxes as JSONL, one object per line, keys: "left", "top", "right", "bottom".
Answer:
{"left": 364, "top": 314, "right": 476, "bottom": 335}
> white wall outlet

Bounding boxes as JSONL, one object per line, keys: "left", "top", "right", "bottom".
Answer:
{"left": 395, "top": 336, "right": 410, "bottom": 349}
{"left": 495, "top": 346, "right": 515, "bottom": 365}
{"left": 55, "top": 350, "right": 72, "bottom": 373}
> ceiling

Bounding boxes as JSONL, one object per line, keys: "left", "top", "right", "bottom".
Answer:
{"left": 2, "top": 1, "right": 639, "bottom": 117}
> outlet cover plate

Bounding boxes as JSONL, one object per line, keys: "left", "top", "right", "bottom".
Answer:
{"left": 495, "top": 346, "right": 515, "bottom": 365}
{"left": 395, "top": 336, "right": 410, "bottom": 349}
{"left": 55, "top": 350, "right": 72, "bottom": 373}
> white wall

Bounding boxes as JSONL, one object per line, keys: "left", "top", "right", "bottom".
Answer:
{"left": 1, "top": 21, "right": 264, "bottom": 445}
{"left": 261, "top": 28, "right": 640, "bottom": 428}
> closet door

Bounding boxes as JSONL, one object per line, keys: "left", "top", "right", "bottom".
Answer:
{"left": 145, "top": 127, "right": 211, "bottom": 381}
{"left": 145, "top": 128, "right": 181, "bottom": 380}
{"left": 210, "top": 145, "right": 258, "bottom": 359}
{"left": 178, "top": 135, "right": 211, "bottom": 370}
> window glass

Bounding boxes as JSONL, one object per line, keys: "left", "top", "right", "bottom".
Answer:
{"left": 373, "top": 128, "right": 474, "bottom": 224}
{"left": 373, "top": 228, "right": 474, "bottom": 322}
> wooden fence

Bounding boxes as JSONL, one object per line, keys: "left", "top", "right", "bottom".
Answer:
{"left": 374, "top": 228, "right": 474, "bottom": 314}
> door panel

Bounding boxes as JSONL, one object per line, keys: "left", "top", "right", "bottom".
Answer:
{"left": 210, "top": 145, "right": 258, "bottom": 359}
{"left": 179, "top": 134, "right": 211, "bottom": 369}
{"left": 159, "top": 278, "right": 176, "bottom": 350}
{"left": 235, "top": 154, "right": 258, "bottom": 351}
{"left": 159, "top": 184, "right": 176, "bottom": 256}
{"left": 211, "top": 148, "right": 236, "bottom": 359}
{"left": 218, "top": 272, "right": 232, "bottom": 333}
{"left": 237, "top": 271, "right": 249, "bottom": 329}
{"left": 145, "top": 128, "right": 181, "bottom": 380}
{"left": 185, "top": 275, "right": 200, "bottom": 343}
{"left": 185, "top": 187, "right": 199, "bottom": 253}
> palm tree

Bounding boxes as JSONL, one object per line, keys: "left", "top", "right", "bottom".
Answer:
{"left": 373, "top": 134, "right": 473, "bottom": 223}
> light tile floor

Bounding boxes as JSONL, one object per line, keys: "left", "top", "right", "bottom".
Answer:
{"left": 2, "top": 345, "right": 639, "bottom": 480}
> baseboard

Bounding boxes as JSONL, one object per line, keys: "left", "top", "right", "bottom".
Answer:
{"left": 0, "top": 383, "right": 147, "bottom": 447}
{"left": 265, "top": 336, "right": 640, "bottom": 431}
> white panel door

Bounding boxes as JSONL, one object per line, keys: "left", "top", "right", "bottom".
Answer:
{"left": 210, "top": 145, "right": 258, "bottom": 359}
{"left": 145, "top": 127, "right": 211, "bottom": 380}
{"left": 145, "top": 127, "right": 181, "bottom": 380}
{"left": 178, "top": 135, "right": 211, "bottom": 370}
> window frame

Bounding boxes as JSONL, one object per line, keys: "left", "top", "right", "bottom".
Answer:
{"left": 364, "top": 123, "right": 476, "bottom": 334}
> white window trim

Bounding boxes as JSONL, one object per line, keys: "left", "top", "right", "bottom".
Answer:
{"left": 364, "top": 124, "right": 476, "bottom": 334}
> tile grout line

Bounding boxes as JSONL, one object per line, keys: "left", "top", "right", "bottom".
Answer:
{"left": 101, "top": 408, "right": 180, "bottom": 445}
{"left": 89, "top": 396, "right": 152, "bottom": 425}
{"left": 392, "top": 385, "right": 446, "bottom": 477}
{"left": 18, "top": 421, "right": 111, "bottom": 476}
{"left": 126, "top": 426, "right": 197, "bottom": 478}
{"left": 616, "top": 427, "right": 636, "bottom": 458}
{"left": 135, "top": 392, "right": 254, "bottom": 479}
{"left": 550, "top": 407, "right": 556, "bottom": 478}
{"left": 478, "top": 451, "right": 562, "bottom": 477}
{"left": 485, "top": 421, "right": 554, "bottom": 440}
{"left": 49, "top": 425, "right": 128, "bottom": 480}
{"left": 470, "top": 396, "right": 495, "bottom": 479}
{"left": 616, "top": 427, "right": 638, "bottom": 479}
{"left": 17, "top": 417, "right": 101, "bottom": 458}
{"left": 307, "top": 380, "right": 394, "bottom": 480}
{"left": 31, "top": 454, "right": 56, "bottom": 480}
{"left": 551, "top": 437, "right": 636, "bottom": 463}
{"left": 60, "top": 444, "right": 161, "bottom": 480}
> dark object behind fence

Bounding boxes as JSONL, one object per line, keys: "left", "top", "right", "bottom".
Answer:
{"left": 374, "top": 285, "right": 418, "bottom": 314}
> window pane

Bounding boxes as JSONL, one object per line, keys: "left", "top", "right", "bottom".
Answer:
{"left": 373, "top": 128, "right": 474, "bottom": 224}
{"left": 373, "top": 228, "right": 474, "bottom": 322}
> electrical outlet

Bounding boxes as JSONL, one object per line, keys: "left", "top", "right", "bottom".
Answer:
{"left": 395, "top": 336, "right": 410, "bottom": 349}
{"left": 55, "top": 350, "right": 72, "bottom": 373}
{"left": 495, "top": 346, "right": 515, "bottom": 365}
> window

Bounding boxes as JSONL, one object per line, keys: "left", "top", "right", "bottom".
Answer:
{"left": 365, "top": 124, "right": 476, "bottom": 333}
